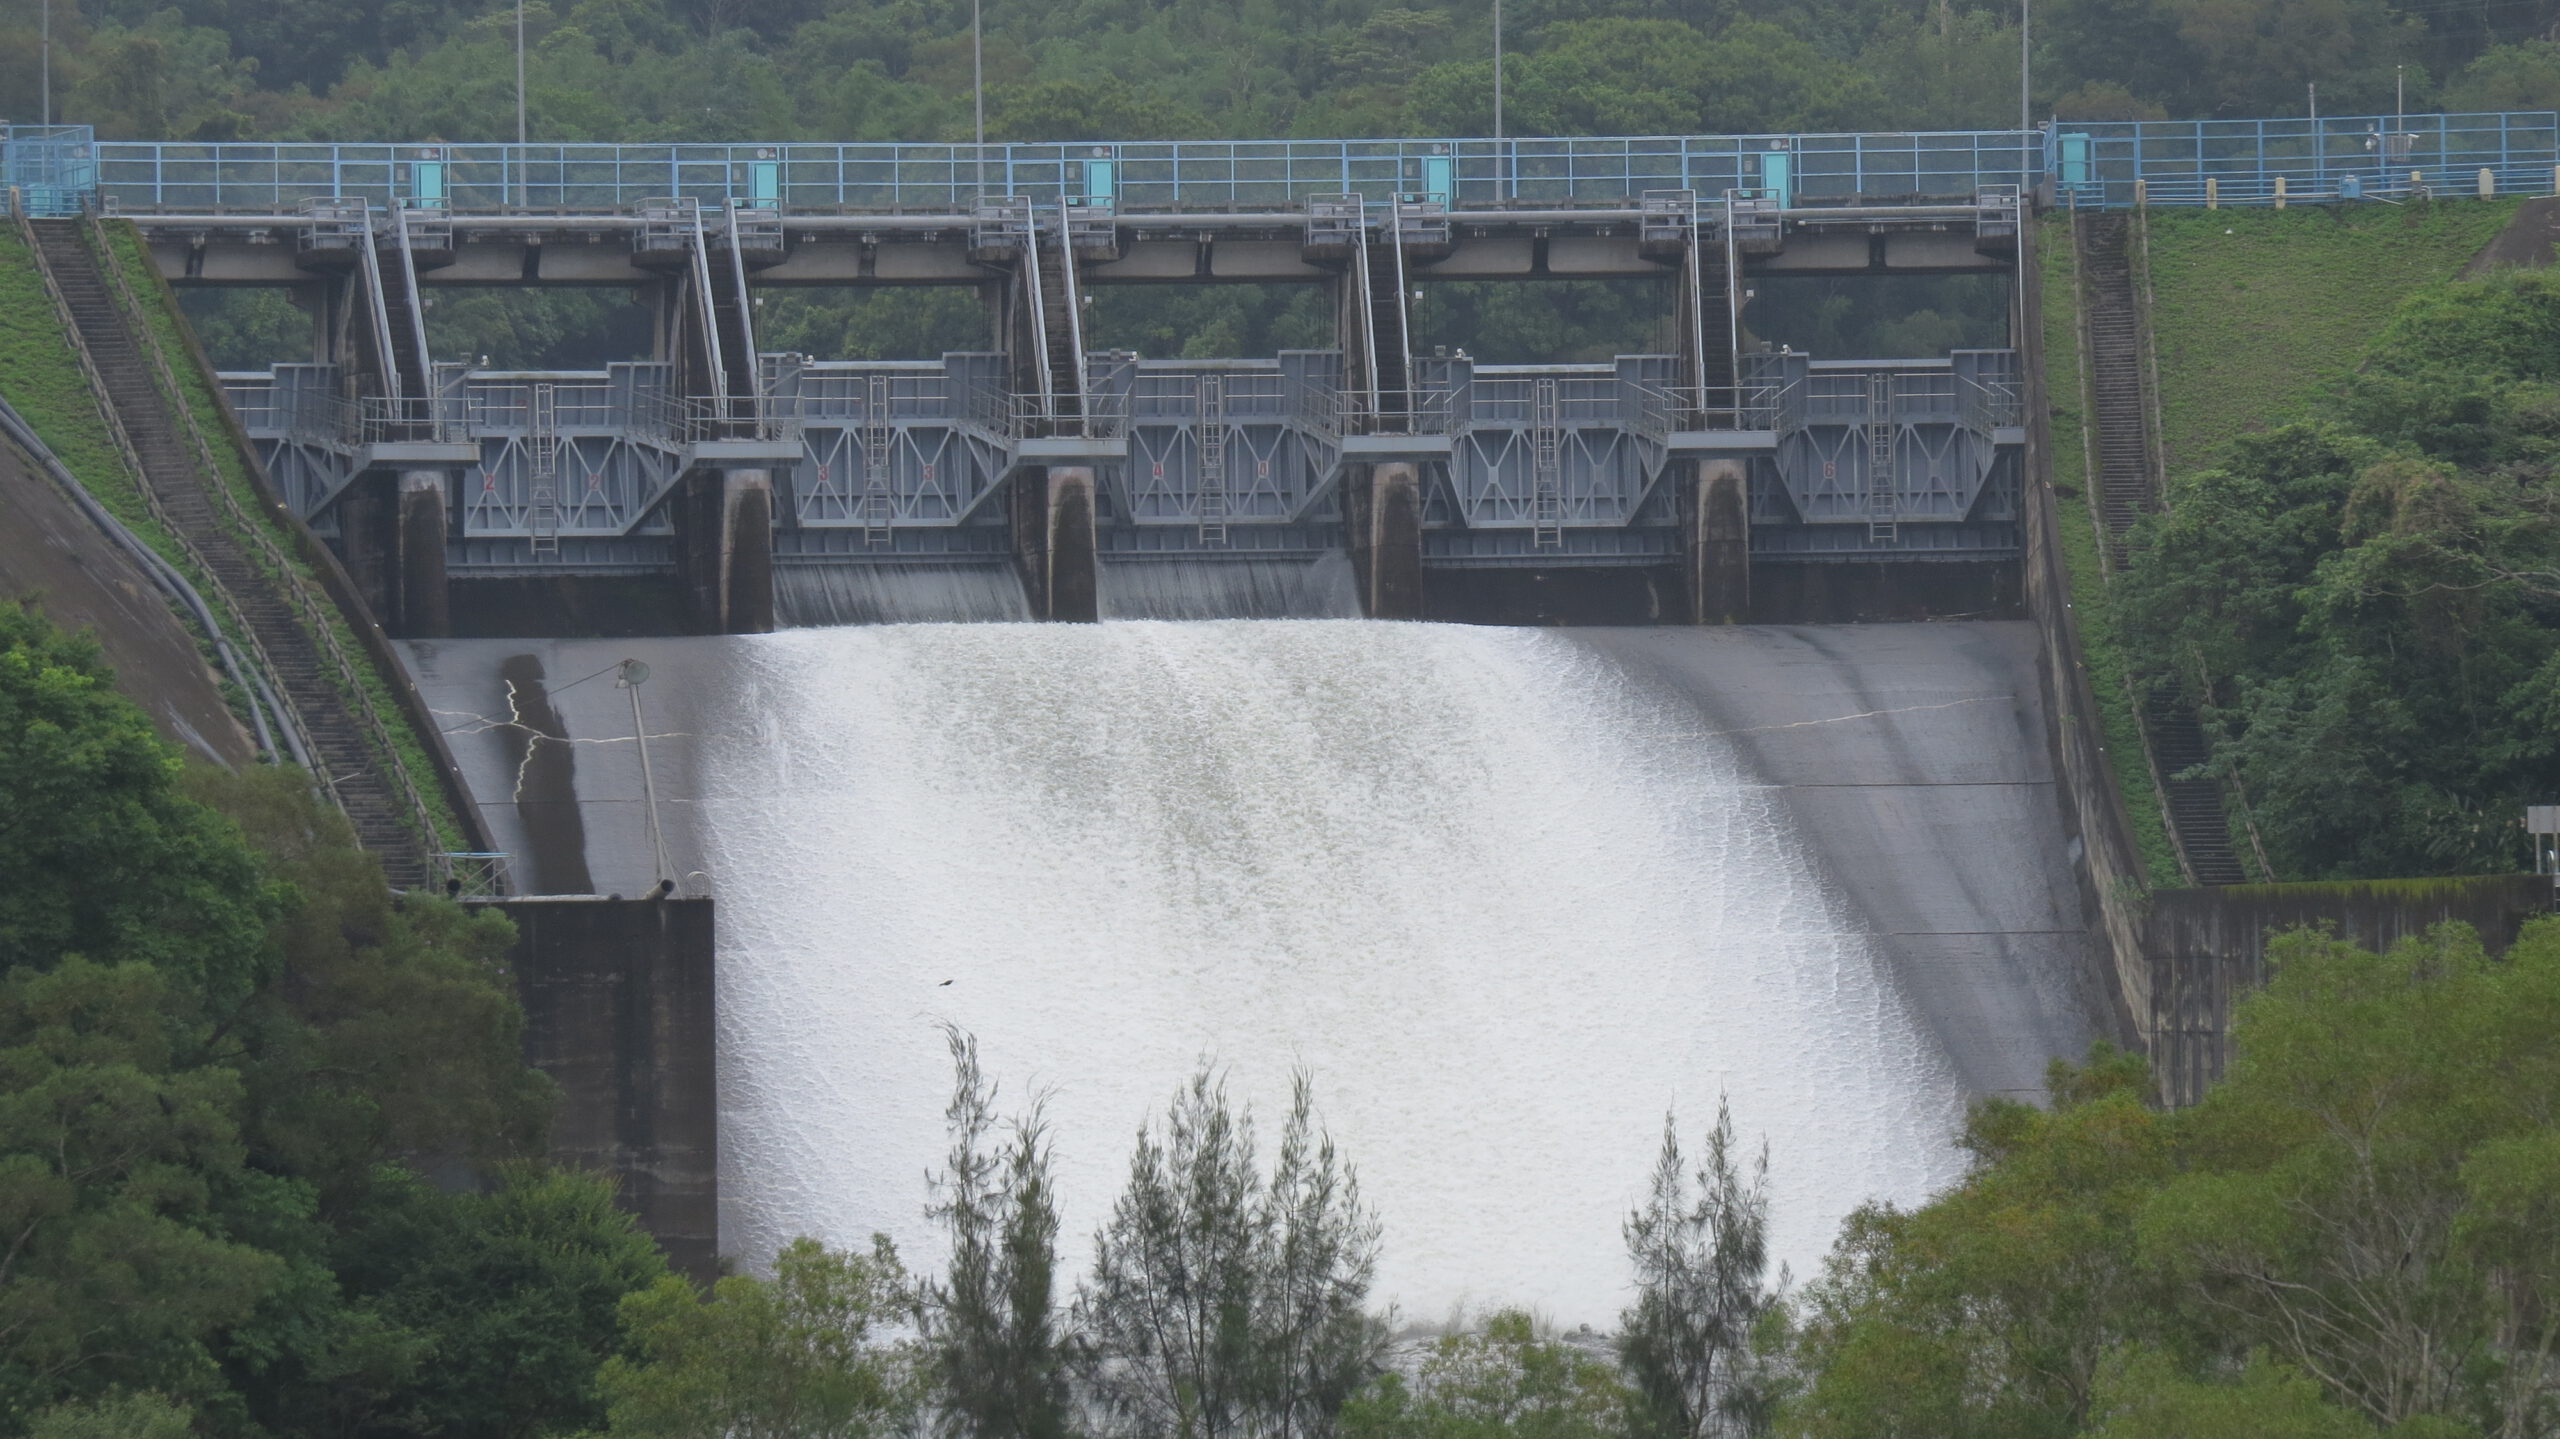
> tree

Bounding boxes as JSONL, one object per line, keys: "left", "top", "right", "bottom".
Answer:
{"left": 1619, "top": 1101, "right": 1779, "bottom": 1439}
{"left": 2084, "top": 1349, "right": 2372, "bottom": 1439}
{"left": 0, "top": 603, "right": 277, "bottom": 1017}
{"left": 1339, "top": 1311, "right": 1630, "bottom": 1439}
{"left": 24, "top": 1391, "right": 196, "bottom": 1439}
{"left": 0, "top": 956, "right": 286, "bottom": 1418}
{"left": 1077, "top": 1067, "right": 1384, "bottom": 1439}
{"left": 924, "top": 1027, "right": 1069, "bottom": 1439}
{"left": 315, "top": 1165, "right": 672, "bottom": 1438}
{"left": 1256, "top": 1075, "right": 1387, "bottom": 1439}
{"left": 602, "top": 1236, "right": 923, "bottom": 1438}
{"left": 1779, "top": 1047, "right": 2170, "bottom": 1439}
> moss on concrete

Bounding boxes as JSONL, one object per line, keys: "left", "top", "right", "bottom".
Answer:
{"left": 2038, "top": 212, "right": 2178, "bottom": 887}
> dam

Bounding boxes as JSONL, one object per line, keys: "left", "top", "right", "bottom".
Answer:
{"left": 30, "top": 111, "right": 2507, "bottom": 1316}
{"left": 403, "top": 618, "right": 2097, "bottom": 1321}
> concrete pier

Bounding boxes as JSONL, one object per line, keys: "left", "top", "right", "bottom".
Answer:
{"left": 1685, "top": 459, "right": 1750, "bottom": 625}
{"left": 673, "top": 469, "right": 775, "bottom": 635}
{"left": 1348, "top": 462, "right": 1424, "bottom": 620}
{"left": 396, "top": 470, "right": 450, "bottom": 638}
{"left": 1010, "top": 466, "right": 1100, "bottom": 622}
{"left": 481, "top": 894, "right": 719, "bottom": 1286}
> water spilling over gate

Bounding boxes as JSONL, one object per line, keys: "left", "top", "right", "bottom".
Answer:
{"left": 700, "top": 621, "right": 1969, "bottom": 1323}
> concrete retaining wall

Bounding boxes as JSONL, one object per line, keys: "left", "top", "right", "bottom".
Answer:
{"left": 2144, "top": 875, "right": 2551, "bottom": 1104}
{"left": 482, "top": 894, "right": 720, "bottom": 1284}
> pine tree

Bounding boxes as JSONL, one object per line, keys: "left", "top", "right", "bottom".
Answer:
{"left": 1078, "top": 1066, "right": 1386, "bottom": 1439}
{"left": 1255, "top": 1074, "right": 1387, "bottom": 1439}
{"left": 1618, "top": 1099, "right": 1780, "bottom": 1439}
{"left": 925, "top": 1026, "right": 1069, "bottom": 1439}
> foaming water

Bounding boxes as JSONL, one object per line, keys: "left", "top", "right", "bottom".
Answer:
{"left": 705, "top": 620, "right": 1968, "bottom": 1325}
{"left": 1098, "top": 554, "right": 1361, "bottom": 620}
{"left": 776, "top": 562, "right": 1032, "bottom": 626}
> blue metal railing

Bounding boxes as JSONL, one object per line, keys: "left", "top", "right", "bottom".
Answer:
{"left": 2049, "top": 111, "right": 2560, "bottom": 208}
{"left": 89, "top": 132, "right": 2038, "bottom": 212}
{"left": 34, "top": 112, "right": 2560, "bottom": 214}
{"left": 2, "top": 124, "right": 99, "bottom": 217}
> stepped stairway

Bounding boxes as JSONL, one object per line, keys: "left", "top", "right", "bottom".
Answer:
{"left": 1034, "top": 219, "right": 1083, "bottom": 431}
{"left": 29, "top": 218, "right": 431, "bottom": 888}
{"left": 1364, "top": 231, "right": 1412, "bottom": 429}
{"left": 2141, "top": 693, "right": 2246, "bottom": 886}
{"left": 706, "top": 247, "right": 761, "bottom": 428}
{"left": 2075, "top": 213, "right": 2156, "bottom": 562}
{"left": 2074, "top": 210, "right": 2248, "bottom": 886}
{"left": 1697, "top": 250, "right": 1738, "bottom": 392}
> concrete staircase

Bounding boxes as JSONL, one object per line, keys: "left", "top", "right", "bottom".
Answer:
{"left": 2075, "top": 213, "right": 2155, "bottom": 563}
{"left": 29, "top": 218, "right": 431, "bottom": 888}
{"left": 2074, "top": 210, "right": 2249, "bottom": 886}
{"left": 2141, "top": 692, "right": 2246, "bottom": 885}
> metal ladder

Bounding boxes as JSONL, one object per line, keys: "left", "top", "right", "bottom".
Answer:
{"left": 1197, "top": 375, "right": 1229, "bottom": 545}
{"left": 1865, "top": 372, "right": 1898, "bottom": 543}
{"left": 528, "top": 381, "right": 561, "bottom": 557}
{"left": 860, "top": 372, "right": 893, "bottom": 545}
{"left": 1531, "top": 377, "right": 1564, "bottom": 548}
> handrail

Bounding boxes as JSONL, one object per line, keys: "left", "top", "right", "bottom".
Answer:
{"left": 682, "top": 199, "right": 728, "bottom": 417}
{"left": 1345, "top": 198, "right": 1382, "bottom": 428}
{"left": 1052, "top": 201, "right": 1090, "bottom": 436}
{"left": 86, "top": 209, "right": 450, "bottom": 862}
{"left": 353, "top": 200, "right": 406, "bottom": 404}
{"left": 16, "top": 207, "right": 326, "bottom": 780}
{"left": 1017, "top": 202, "right": 1056, "bottom": 428}
{"left": 389, "top": 202, "right": 436, "bottom": 413}
{"left": 720, "top": 202, "right": 764, "bottom": 423}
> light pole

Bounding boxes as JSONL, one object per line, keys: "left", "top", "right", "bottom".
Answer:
{"left": 1492, "top": 0, "right": 1502, "bottom": 141}
{"left": 2019, "top": 0, "right": 2031, "bottom": 193}
{"left": 515, "top": 0, "right": 527, "bottom": 205}
{"left": 972, "top": 0, "right": 986, "bottom": 199}
{"left": 39, "top": 0, "right": 51, "bottom": 126}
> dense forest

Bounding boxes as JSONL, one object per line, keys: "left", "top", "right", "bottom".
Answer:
{"left": 2, "top": 0, "right": 2559, "bottom": 144}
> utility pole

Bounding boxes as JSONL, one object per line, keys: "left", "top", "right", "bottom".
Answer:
{"left": 973, "top": 0, "right": 986, "bottom": 200}
{"left": 1493, "top": 0, "right": 1503, "bottom": 141}
{"left": 515, "top": 0, "right": 527, "bottom": 205}
{"left": 39, "top": 0, "right": 50, "bottom": 127}
{"left": 2019, "top": 0, "right": 2031, "bottom": 192}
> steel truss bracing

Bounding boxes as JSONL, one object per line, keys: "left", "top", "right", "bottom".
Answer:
{"left": 206, "top": 184, "right": 2031, "bottom": 576}
{"left": 768, "top": 355, "right": 1013, "bottom": 551}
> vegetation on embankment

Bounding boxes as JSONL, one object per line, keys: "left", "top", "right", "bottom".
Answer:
{"left": 2036, "top": 213, "right": 2178, "bottom": 887}
{"left": 2118, "top": 226, "right": 2560, "bottom": 878}
{"left": 2041, "top": 200, "right": 2546, "bottom": 885}
{"left": 2143, "top": 200, "right": 2522, "bottom": 473}
{"left": 0, "top": 219, "right": 469, "bottom": 855}
{"left": 0, "top": 601, "right": 665, "bottom": 1434}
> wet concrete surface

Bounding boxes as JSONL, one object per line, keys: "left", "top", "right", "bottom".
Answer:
{"left": 0, "top": 434, "right": 256, "bottom": 766}
{"left": 1572, "top": 622, "right": 2103, "bottom": 1096}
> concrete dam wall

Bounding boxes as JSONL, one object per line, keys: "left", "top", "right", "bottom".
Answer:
{"left": 401, "top": 617, "right": 2103, "bottom": 1322}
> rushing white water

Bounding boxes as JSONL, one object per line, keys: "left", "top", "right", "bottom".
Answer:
{"left": 706, "top": 620, "right": 1969, "bottom": 1327}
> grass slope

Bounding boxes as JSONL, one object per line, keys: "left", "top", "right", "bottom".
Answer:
{"left": 2144, "top": 200, "right": 2521, "bottom": 473}
{"left": 0, "top": 221, "right": 465, "bottom": 855}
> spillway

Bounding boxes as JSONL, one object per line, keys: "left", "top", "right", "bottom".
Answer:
{"left": 403, "top": 619, "right": 2099, "bottom": 1326}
